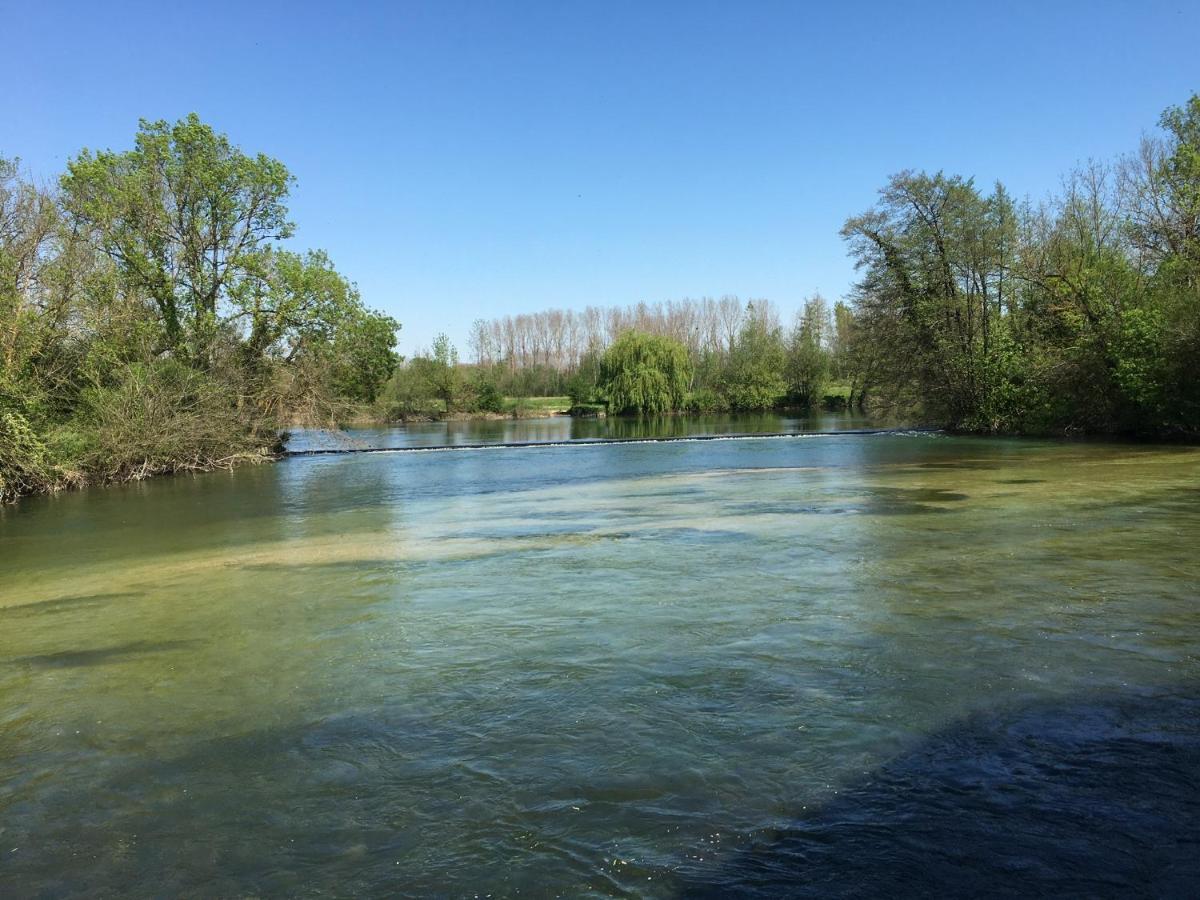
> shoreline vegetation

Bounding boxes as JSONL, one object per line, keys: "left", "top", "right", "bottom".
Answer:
{"left": 3, "top": 93, "right": 1198, "bottom": 503}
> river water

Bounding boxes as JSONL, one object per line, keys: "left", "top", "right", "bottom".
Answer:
{"left": 1, "top": 420, "right": 1198, "bottom": 896}
{"left": 283, "top": 411, "right": 885, "bottom": 451}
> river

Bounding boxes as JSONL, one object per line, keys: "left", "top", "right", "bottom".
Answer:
{"left": 1, "top": 419, "right": 1198, "bottom": 895}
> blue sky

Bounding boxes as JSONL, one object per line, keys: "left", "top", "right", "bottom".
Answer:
{"left": 6, "top": 0, "right": 1197, "bottom": 355}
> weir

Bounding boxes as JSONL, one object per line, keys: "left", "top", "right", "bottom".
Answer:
{"left": 282, "top": 427, "right": 941, "bottom": 456}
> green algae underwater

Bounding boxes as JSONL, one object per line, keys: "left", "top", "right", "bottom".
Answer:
{"left": 1, "top": 427, "right": 1198, "bottom": 896}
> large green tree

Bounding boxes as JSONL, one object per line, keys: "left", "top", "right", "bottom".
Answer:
{"left": 62, "top": 114, "right": 295, "bottom": 363}
{"left": 786, "top": 295, "right": 832, "bottom": 407}
{"left": 842, "top": 172, "right": 1026, "bottom": 429}
{"left": 2, "top": 115, "right": 404, "bottom": 501}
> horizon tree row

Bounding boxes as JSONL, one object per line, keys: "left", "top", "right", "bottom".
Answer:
{"left": 397, "top": 91, "right": 1198, "bottom": 433}
{"left": 841, "top": 92, "right": 1199, "bottom": 435}
{"left": 381, "top": 293, "right": 858, "bottom": 418}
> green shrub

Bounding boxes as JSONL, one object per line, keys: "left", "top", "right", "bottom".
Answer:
{"left": 0, "top": 410, "right": 59, "bottom": 503}
{"left": 686, "top": 388, "right": 729, "bottom": 413}
{"left": 74, "top": 360, "right": 271, "bottom": 480}
{"left": 471, "top": 370, "right": 505, "bottom": 413}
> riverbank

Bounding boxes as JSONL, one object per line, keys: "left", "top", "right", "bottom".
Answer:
{"left": 6, "top": 401, "right": 1194, "bottom": 506}
{"left": 0, "top": 438, "right": 279, "bottom": 506}
{"left": 0, "top": 403, "right": 282, "bottom": 505}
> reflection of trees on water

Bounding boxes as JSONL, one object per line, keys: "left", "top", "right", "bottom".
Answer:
{"left": 308, "top": 411, "right": 881, "bottom": 450}
{"left": 570, "top": 411, "right": 875, "bottom": 441}
{"left": 571, "top": 413, "right": 786, "bottom": 441}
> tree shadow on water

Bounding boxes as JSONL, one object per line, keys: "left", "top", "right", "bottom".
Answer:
{"left": 682, "top": 689, "right": 1200, "bottom": 898}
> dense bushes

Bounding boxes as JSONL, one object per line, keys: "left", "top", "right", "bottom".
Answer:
{"left": 74, "top": 360, "right": 276, "bottom": 481}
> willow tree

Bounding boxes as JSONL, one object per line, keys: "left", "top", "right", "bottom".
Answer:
{"left": 599, "top": 331, "right": 691, "bottom": 415}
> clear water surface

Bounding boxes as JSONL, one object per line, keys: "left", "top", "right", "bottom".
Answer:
{"left": 1, "top": 420, "right": 1198, "bottom": 896}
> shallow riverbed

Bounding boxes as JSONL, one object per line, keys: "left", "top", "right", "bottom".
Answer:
{"left": 1, "top": 428, "right": 1198, "bottom": 895}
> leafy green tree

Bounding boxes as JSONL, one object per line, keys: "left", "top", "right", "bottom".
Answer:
{"left": 1122, "top": 93, "right": 1200, "bottom": 431}
{"left": 461, "top": 363, "right": 506, "bottom": 413}
{"left": 566, "top": 350, "right": 601, "bottom": 407}
{"left": 599, "top": 331, "right": 692, "bottom": 415}
{"left": 0, "top": 157, "right": 65, "bottom": 420}
{"left": 428, "top": 333, "right": 461, "bottom": 413}
{"left": 327, "top": 306, "right": 400, "bottom": 403}
{"left": 842, "top": 171, "right": 1025, "bottom": 429}
{"left": 62, "top": 114, "right": 294, "bottom": 363}
{"left": 60, "top": 115, "right": 397, "bottom": 412}
{"left": 786, "top": 295, "right": 831, "bottom": 406}
{"left": 722, "top": 306, "right": 786, "bottom": 410}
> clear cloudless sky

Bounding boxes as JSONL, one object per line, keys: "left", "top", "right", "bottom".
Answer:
{"left": 5, "top": 0, "right": 1198, "bottom": 355}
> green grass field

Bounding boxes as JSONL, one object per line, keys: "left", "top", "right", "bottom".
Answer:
{"left": 502, "top": 396, "right": 572, "bottom": 416}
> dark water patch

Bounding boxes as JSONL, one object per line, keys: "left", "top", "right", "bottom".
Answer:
{"left": 630, "top": 527, "right": 752, "bottom": 546}
{"left": 622, "top": 487, "right": 709, "bottom": 500}
{"left": 0, "top": 591, "right": 142, "bottom": 617}
{"left": 11, "top": 640, "right": 200, "bottom": 669}
{"left": 455, "top": 524, "right": 597, "bottom": 541}
{"left": 872, "top": 487, "right": 970, "bottom": 503}
{"left": 686, "top": 690, "right": 1200, "bottom": 898}
{"left": 1078, "top": 485, "right": 1200, "bottom": 517}
{"left": 916, "top": 460, "right": 1002, "bottom": 471}
{"left": 729, "top": 494, "right": 959, "bottom": 517}
{"left": 862, "top": 487, "right": 970, "bottom": 517}
{"left": 727, "top": 502, "right": 852, "bottom": 517}
{"left": 995, "top": 478, "right": 1045, "bottom": 485}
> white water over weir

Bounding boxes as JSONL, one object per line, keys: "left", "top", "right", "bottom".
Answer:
{"left": 282, "top": 427, "right": 943, "bottom": 456}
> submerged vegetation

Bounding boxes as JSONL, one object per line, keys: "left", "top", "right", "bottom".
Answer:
{"left": 3, "top": 92, "right": 1198, "bottom": 500}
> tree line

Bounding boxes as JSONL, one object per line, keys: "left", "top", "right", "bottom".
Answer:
{"left": 380, "top": 293, "right": 857, "bottom": 418}
{"left": 839, "top": 97, "right": 1198, "bottom": 435}
{"left": 0, "top": 115, "right": 398, "bottom": 502}
{"left": 4, "top": 92, "right": 1197, "bottom": 500}
{"left": 392, "top": 92, "right": 1199, "bottom": 432}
